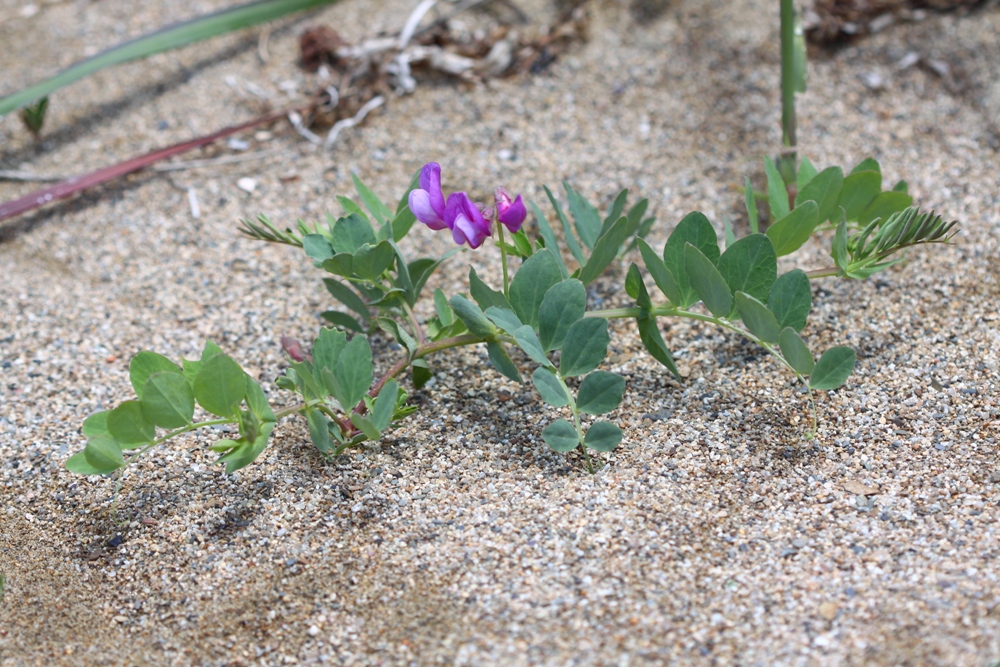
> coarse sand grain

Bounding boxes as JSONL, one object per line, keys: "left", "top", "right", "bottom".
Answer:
{"left": 1, "top": 0, "right": 999, "bottom": 665}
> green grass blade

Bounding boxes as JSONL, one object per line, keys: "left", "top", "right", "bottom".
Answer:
{"left": 0, "top": 0, "right": 338, "bottom": 116}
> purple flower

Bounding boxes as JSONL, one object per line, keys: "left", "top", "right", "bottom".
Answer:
{"left": 408, "top": 162, "right": 447, "bottom": 230}
{"left": 446, "top": 192, "right": 492, "bottom": 249}
{"left": 494, "top": 187, "right": 527, "bottom": 233}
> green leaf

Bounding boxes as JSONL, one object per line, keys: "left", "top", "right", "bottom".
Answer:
{"left": 65, "top": 450, "right": 107, "bottom": 475}
{"left": 584, "top": 421, "right": 623, "bottom": 452}
{"left": 321, "top": 311, "right": 365, "bottom": 333}
{"left": 487, "top": 341, "right": 521, "bottom": 383}
{"left": 528, "top": 199, "right": 569, "bottom": 278}
{"left": 851, "top": 157, "right": 881, "bottom": 175}
{"left": 469, "top": 267, "right": 511, "bottom": 311}
{"left": 82, "top": 411, "right": 110, "bottom": 438}
{"left": 323, "top": 278, "right": 370, "bottom": 322}
{"left": 796, "top": 166, "right": 844, "bottom": 224}
{"left": 338, "top": 195, "right": 369, "bottom": 223}
{"left": 107, "top": 400, "right": 155, "bottom": 445}
{"left": 637, "top": 314, "right": 681, "bottom": 380}
{"left": 375, "top": 317, "right": 417, "bottom": 355}
{"left": 371, "top": 379, "right": 399, "bottom": 432}
{"left": 513, "top": 325, "right": 552, "bottom": 368}
{"left": 450, "top": 295, "right": 497, "bottom": 339}
{"left": 625, "top": 263, "right": 652, "bottom": 310}
{"left": 544, "top": 185, "right": 586, "bottom": 266}
{"left": 745, "top": 177, "right": 759, "bottom": 234}
{"left": 312, "top": 327, "right": 347, "bottom": 378}
{"left": 797, "top": 156, "right": 818, "bottom": 190}
{"left": 577, "top": 371, "right": 626, "bottom": 415}
{"left": 858, "top": 191, "right": 913, "bottom": 226}
{"left": 181, "top": 340, "right": 223, "bottom": 385}
{"left": 663, "top": 212, "right": 720, "bottom": 308}
{"left": 411, "top": 359, "right": 432, "bottom": 389}
{"left": 837, "top": 171, "right": 881, "bottom": 222}
{"left": 767, "top": 269, "right": 811, "bottom": 332}
{"left": 291, "top": 362, "right": 324, "bottom": 401}
{"left": 129, "top": 351, "right": 182, "bottom": 397}
{"left": 245, "top": 377, "right": 276, "bottom": 423}
{"left": 405, "top": 249, "right": 460, "bottom": 306}
{"left": 538, "top": 278, "right": 586, "bottom": 352}
{"left": 81, "top": 434, "right": 124, "bottom": 473}
{"left": 352, "top": 240, "right": 394, "bottom": 282}
{"left": 321, "top": 253, "right": 354, "bottom": 277}
{"left": 331, "top": 213, "right": 376, "bottom": 254}
{"left": 564, "top": 182, "right": 602, "bottom": 250}
{"left": 637, "top": 238, "right": 681, "bottom": 306}
{"left": 305, "top": 408, "right": 333, "bottom": 452}
{"left": 542, "top": 419, "right": 580, "bottom": 452}
{"left": 779, "top": 327, "right": 814, "bottom": 375}
{"left": 390, "top": 206, "right": 416, "bottom": 243}
{"left": 717, "top": 234, "right": 777, "bottom": 305}
{"left": 765, "top": 156, "right": 790, "bottom": 221}
{"left": 723, "top": 215, "right": 736, "bottom": 249}
{"left": 892, "top": 180, "right": 909, "bottom": 194}
{"left": 578, "top": 215, "right": 636, "bottom": 285}
{"left": 350, "top": 413, "right": 381, "bottom": 441}
{"left": 193, "top": 354, "right": 247, "bottom": 418}
{"left": 511, "top": 229, "right": 534, "bottom": 258}
{"left": 216, "top": 422, "right": 273, "bottom": 474}
{"left": 684, "top": 244, "right": 733, "bottom": 317}
{"left": 302, "top": 234, "right": 335, "bottom": 262}
{"left": 735, "top": 292, "right": 781, "bottom": 344}
{"left": 599, "top": 189, "right": 629, "bottom": 238}
{"left": 352, "top": 173, "right": 394, "bottom": 226}
{"left": 766, "top": 200, "right": 819, "bottom": 257}
{"left": 831, "top": 217, "right": 849, "bottom": 275}
{"left": 509, "top": 249, "right": 563, "bottom": 330}
{"left": 484, "top": 307, "right": 523, "bottom": 336}
{"left": 140, "top": 372, "right": 194, "bottom": 429}
{"left": 433, "top": 288, "right": 454, "bottom": 327}
{"left": 0, "top": 0, "right": 340, "bottom": 117}
{"left": 532, "top": 367, "right": 569, "bottom": 407}
{"left": 809, "top": 346, "right": 856, "bottom": 390}
{"left": 335, "top": 335, "right": 374, "bottom": 410}
{"left": 559, "top": 318, "right": 609, "bottom": 377}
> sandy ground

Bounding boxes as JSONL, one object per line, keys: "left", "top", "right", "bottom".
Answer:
{"left": 1, "top": 0, "right": 999, "bottom": 665}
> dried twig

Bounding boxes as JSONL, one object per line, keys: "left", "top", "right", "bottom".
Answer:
{"left": 325, "top": 95, "right": 385, "bottom": 148}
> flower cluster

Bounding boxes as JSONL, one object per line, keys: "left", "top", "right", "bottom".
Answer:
{"left": 408, "top": 163, "right": 526, "bottom": 248}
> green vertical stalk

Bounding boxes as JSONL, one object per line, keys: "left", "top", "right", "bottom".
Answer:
{"left": 779, "top": 0, "right": 798, "bottom": 189}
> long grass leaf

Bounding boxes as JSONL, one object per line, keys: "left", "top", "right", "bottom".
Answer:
{"left": 0, "top": 0, "right": 337, "bottom": 116}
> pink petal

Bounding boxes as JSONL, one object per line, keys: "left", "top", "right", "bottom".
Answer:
{"left": 498, "top": 194, "right": 527, "bottom": 233}
{"left": 409, "top": 189, "right": 448, "bottom": 229}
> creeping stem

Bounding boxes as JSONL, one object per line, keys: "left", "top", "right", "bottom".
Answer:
{"left": 585, "top": 303, "right": 819, "bottom": 434}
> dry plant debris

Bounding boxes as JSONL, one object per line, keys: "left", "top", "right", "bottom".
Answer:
{"left": 805, "top": 0, "right": 993, "bottom": 42}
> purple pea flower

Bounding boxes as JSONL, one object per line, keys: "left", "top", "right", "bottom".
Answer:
{"left": 494, "top": 187, "right": 527, "bottom": 233}
{"left": 446, "top": 192, "right": 492, "bottom": 249}
{"left": 408, "top": 162, "right": 448, "bottom": 231}
{"left": 408, "top": 162, "right": 493, "bottom": 248}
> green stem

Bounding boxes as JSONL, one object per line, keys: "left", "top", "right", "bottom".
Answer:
{"left": 497, "top": 222, "right": 511, "bottom": 299}
{"left": 555, "top": 371, "right": 594, "bottom": 474}
{"left": 779, "top": 0, "right": 798, "bottom": 187}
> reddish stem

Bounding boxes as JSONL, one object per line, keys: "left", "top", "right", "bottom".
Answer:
{"left": 0, "top": 107, "right": 296, "bottom": 224}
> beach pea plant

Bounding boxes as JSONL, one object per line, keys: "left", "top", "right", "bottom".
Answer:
{"left": 67, "top": 161, "right": 956, "bottom": 479}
